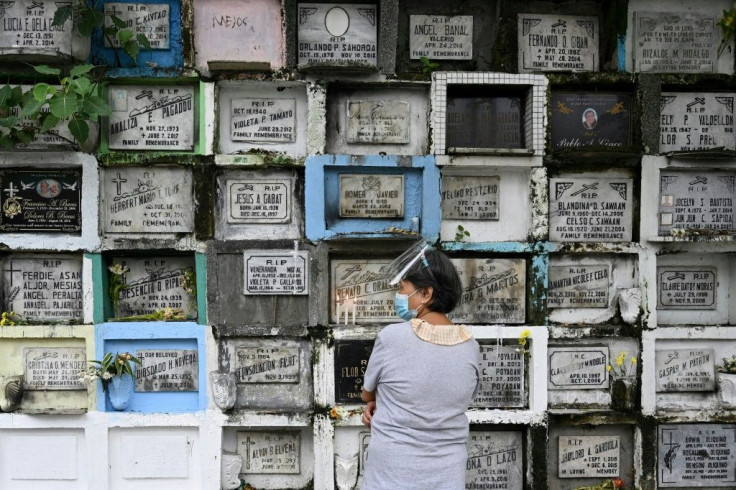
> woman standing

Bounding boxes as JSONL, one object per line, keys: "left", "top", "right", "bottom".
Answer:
{"left": 361, "top": 247, "right": 480, "bottom": 489}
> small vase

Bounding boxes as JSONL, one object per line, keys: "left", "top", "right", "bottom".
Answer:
{"left": 108, "top": 374, "right": 134, "bottom": 411}
{"left": 717, "top": 372, "right": 736, "bottom": 408}
{"left": 610, "top": 375, "right": 639, "bottom": 412}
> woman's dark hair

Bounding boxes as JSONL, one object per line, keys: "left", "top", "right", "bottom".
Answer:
{"left": 403, "top": 249, "right": 462, "bottom": 313}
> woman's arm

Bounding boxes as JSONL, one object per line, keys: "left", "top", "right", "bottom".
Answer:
{"left": 361, "top": 389, "right": 377, "bottom": 427}
{"left": 361, "top": 388, "right": 375, "bottom": 402}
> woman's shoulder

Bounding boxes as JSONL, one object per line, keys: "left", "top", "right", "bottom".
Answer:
{"left": 376, "top": 321, "right": 412, "bottom": 340}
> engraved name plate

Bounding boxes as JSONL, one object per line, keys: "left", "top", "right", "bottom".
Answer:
{"left": 551, "top": 93, "right": 632, "bottom": 149}
{"left": 0, "top": 1, "right": 73, "bottom": 55}
{"left": 548, "top": 346, "right": 609, "bottom": 390}
{"left": 104, "top": 3, "right": 170, "bottom": 49}
{"left": 346, "top": 100, "right": 410, "bottom": 144}
{"left": 548, "top": 264, "right": 610, "bottom": 308}
{"left": 332, "top": 260, "right": 394, "bottom": 323}
{"left": 226, "top": 179, "right": 291, "bottom": 224}
{"left": 135, "top": 349, "right": 198, "bottom": 392}
{"left": 231, "top": 98, "right": 296, "bottom": 143}
{"left": 339, "top": 174, "right": 404, "bottom": 218}
{"left": 658, "top": 171, "right": 735, "bottom": 235}
{"left": 234, "top": 341, "right": 300, "bottom": 384}
{"left": 518, "top": 14, "right": 598, "bottom": 72}
{"left": 472, "top": 344, "right": 525, "bottom": 408}
{"left": 659, "top": 93, "right": 735, "bottom": 152}
{"left": 559, "top": 436, "right": 620, "bottom": 478}
{"left": 655, "top": 348, "right": 715, "bottom": 392}
{"left": 24, "top": 347, "right": 86, "bottom": 390}
{"left": 237, "top": 432, "right": 300, "bottom": 474}
{"left": 441, "top": 175, "right": 499, "bottom": 220}
{"left": 635, "top": 12, "right": 718, "bottom": 73}
{"left": 450, "top": 258, "right": 526, "bottom": 324}
{"left": 549, "top": 177, "right": 633, "bottom": 242}
{"left": 297, "top": 3, "right": 377, "bottom": 67}
{"left": 658, "top": 424, "right": 736, "bottom": 487}
{"left": 466, "top": 431, "right": 524, "bottom": 489}
{"left": 243, "top": 251, "right": 308, "bottom": 295}
{"left": 103, "top": 167, "right": 193, "bottom": 233}
{"left": 3, "top": 256, "right": 82, "bottom": 322}
{"left": 410, "top": 15, "right": 473, "bottom": 60}
{"left": 108, "top": 85, "right": 194, "bottom": 150}
{"left": 657, "top": 267, "right": 716, "bottom": 310}
{"left": 334, "top": 339, "right": 374, "bottom": 403}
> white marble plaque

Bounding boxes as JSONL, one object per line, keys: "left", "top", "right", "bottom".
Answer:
{"left": 655, "top": 349, "right": 716, "bottom": 392}
{"left": 550, "top": 177, "right": 633, "bottom": 242}
{"left": 234, "top": 341, "right": 300, "bottom": 383}
{"left": 548, "top": 346, "right": 609, "bottom": 390}
{"left": 658, "top": 170, "right": 736, "bottom": 234}
{"left": 108, "top": 85, "right": 194, "bottom": 150}
{"left": 9, "top": 434, "right": 79, "bottom": 480}
{"left": 104, "top": 3, "right": 170, "bottom": 49}
{"left": 548, "top": 264, "right": 610, "bottom": 308}
{"left": 113, "top": 256, "right": 197, "bottom": 319}
{"left": 226, "top": 179, "right": 291, "bottom": 223}
{"left": 635, "top": 12, "right": 718, "bottom": 73}
{"left": 23, "top": 347, "right": 86, "bottom": 390}
{"left": 121, "top": 435, "right": 190, "bottom": 478}
{"left": 359, "top": 431, "right": 370, "bottom": 475}
{"left": 297, "top": 3, "right": 377, "bottom": 66}
{"left": 658, "top": 424, "right": 736, "bottom": 487}
{"left": 346, "top": 100, "right": 410, "bottom": 144}
{"left": 657, "top": 267, "right": 716, "bottom": 310}
{"left": 237, "top": 432, "right": 300, "bottom": 474}
{"left": 339, "top": 174, "right": 404, "bottom": 218}
{"left": 660, "top": 93, "right": 735, "bottom": 152}
{"left": 231, "top": 98, "right": 296, "bottom": 143}
{"left": 2, "top": 256, "right": 82, "bottom": 322}
{"left": 103, "top": 167, "right": 193, "bottom": 233}
{"left": 466, "top": 432, "right": 524, "bottom": 490}
{"left": 243, "top": 251, "right": 308, "bottom": 295}
{"left": 441, "top": 175, "right": 499, "bottom": 220}
{"left": 0, "top": 0, "right": 72, "bottom": 55}
{"left": 450, "top": 258, "right": 526, "bottom": 324}
{"left": 518, "top": 14, "right": 598, "bottom": 72}
{"left": 472, "top": 345, "right": 525, "bottom": 408}
{"left": 135, "top": 349, "right": 198, "bottom": 392}
{"left": 558, "top": 436, "right": 620, "bottom": 478}
{"left": 409, "top": 15, "right": 472, "bottom": 60}
{"left": 331, "top": 259, "right": 394, "bottom": 323}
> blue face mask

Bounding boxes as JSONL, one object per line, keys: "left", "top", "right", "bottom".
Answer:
{"left": 395, "top": 289, "right": 421, "bottom": 321}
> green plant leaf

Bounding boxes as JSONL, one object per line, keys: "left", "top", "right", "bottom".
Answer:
{"left": 15, "top": 128, "right": 34, "bottom": 145}
{"left": 103, "top": 26, "right": 117, "bottom": 36}
{"left": 123, "top": 40, "right": 140, "bottom": 60}
{"left": 52, "top": 5, "right": 73, "bottom": 26}
{"left": 68, "top": 117, "right": 89, "bottom": 143}
{"left": 33, "top": 65, "right": 62, "bottom": 76}
{"left": 19, "top": 96, "right": 44, "bottom": 118}
{"left": 69, "top": 64, "right": 96, "bottom": 78}
{"left": 70, "top": 77, "right": 92, "bottom": 96}
{"left": 0, "top": 85, "right": 13, "bottom": 107}
{"left": 110, "top": 14, "right": 128, "bottom": 29}
{"left": 0, "top": 116, "right": 18, "bottom": 128}
{"left": 10, "top": 86, "right": 23, "bottom": 105}
{"left": 117, "top": 29, "right": 134, "bottom": 45}
{"left": 32, "top": 83, "right": 51, "bottom": 102}
{"left": 0, "top": 134, "right": 13, "bottom": 149}
{"left": 39, "top": 113, "right": 60, "bottom": 133}
{"left": 83, "top": 95, "right": 112, "bottom": 117}
{"left": 49, "top": 93, "right": 78, "bottom": 118}
{"left": 136, "top": 34, "right": 152, "bottom": 50}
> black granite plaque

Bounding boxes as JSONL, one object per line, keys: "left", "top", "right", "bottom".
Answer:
{"left": 0, "top": 169, "right": 81, "bottom": 232}
{"left": 658, "top": 424, "right": 736, "bottom": 487}
{"left": 446, "top": 96, "right": 523, "bottom": 150}
{"left": 334, "top": 339, "right": 374, "bottom": 404}
{"left": 551, "top": 93, "right": 632, "bottom": 149}
{"left": 658, "top": 171, "right": 735, "bottom": 235}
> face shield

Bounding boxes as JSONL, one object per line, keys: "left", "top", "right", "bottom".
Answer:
{"left": 381, "top": 240, "right": 435, "bottom": 286}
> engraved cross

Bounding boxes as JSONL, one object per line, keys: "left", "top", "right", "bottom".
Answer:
{"left": 243, "top": 437, "right": 255, "bottom": 470}
{"left": 6, "top": 261, "right": 22, "bottom": 287}
{"left": 112, "top": 172, "right": 127, "bottom": 195}
{"left": 4, "top": 182, "right": 18, "bottom": 197}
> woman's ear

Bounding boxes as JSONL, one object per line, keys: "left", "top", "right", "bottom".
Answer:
{"left": 421, "top": 286, "right": 434, "bottom": 304}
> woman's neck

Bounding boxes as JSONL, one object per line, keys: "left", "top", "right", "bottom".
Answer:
{"left": 416, "top": 308, "right": 453, "bottom": 325}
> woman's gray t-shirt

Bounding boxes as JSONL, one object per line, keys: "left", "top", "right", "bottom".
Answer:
{"left": 362, "top": 321, "right": 480, "bottom": 490}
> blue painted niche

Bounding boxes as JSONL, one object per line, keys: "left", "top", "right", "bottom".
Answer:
{"left": 305, "top": 155, "right": 440, "bottom": 241}
{"left": 95, "top": 322, "right": 207, "bottom": 413}
{"left": 90, "top": 0, "right": 184, "bottom": 77}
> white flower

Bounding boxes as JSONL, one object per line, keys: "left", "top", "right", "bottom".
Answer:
{"left": 102, "top": 372, "right": 113, "bottom": 380}
{"left": 108, "top": 263, "right": 129, "bottom": 275}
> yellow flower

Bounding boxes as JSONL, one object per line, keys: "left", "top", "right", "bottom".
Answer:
{"left": 631, "top": 357, "right": 637, "bottom": 365}
{"left": 606, "top": 365, "right": 612, "bottom": 372}
{"left": 520, "top": 329, "right": 531, "bottom": 339}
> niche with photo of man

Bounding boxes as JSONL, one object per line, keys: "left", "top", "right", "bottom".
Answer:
{"left": 551, "top": 93, "right": 632, "bottom": 150}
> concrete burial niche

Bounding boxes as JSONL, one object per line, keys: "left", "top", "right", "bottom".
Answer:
{"left": 96, "top": 322, "right": 207, "bottom": 412}
{"left": 222, "top": 426, "right": 314, "bottom": 489}
{"left": 0, "top": 428, "right": 87, "bottom": 488}
{"left": 518, "top": 13, "right": 599, "bottom": 73}
{"left": 218, "top": 338, "right": 312, "bottom": 411}
{"left": 440, "top": 166, "right": 534, "bottom": 242}
{"left": 548, "top": 253, "right": 639, "bottom": 325}
{"left": 194, "top": 0, "right": 284, "bottom": 74}
{"left": 625, "top": 0, "right": 735, "bottom": 75}
{"left": 395, "top": 0, "right": 500, "bottom": 73}
{"left": 108, "top": 426, "right": 201, "bottom": 489}
{"left": 0, "top": 325, "right": 94, "bottom": 413}
{"left": 333, "top": 427, "right": 372, "bottom": 489}
{"left": 656, "top": 253, "right": 735, "bottom": 326}
{"left": 547, "top": 337, "right": 638, "bottom": 409}
{"left": 305, "top": 155, "right": 440, "bottom": 240}
{"left": 325, "top": 83, "right": 430, "bottom": 155}
{"left": 215, "top": 169, "right": 304, "bottom": 241}
{"left": 547, "top": 423, "right": 634, "bottom": 489}
{"left": 217, "top": 81, "right": 308, "bottom": 157}
{"left": 90, "top": 0, "right": 185, "bottom": 73}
